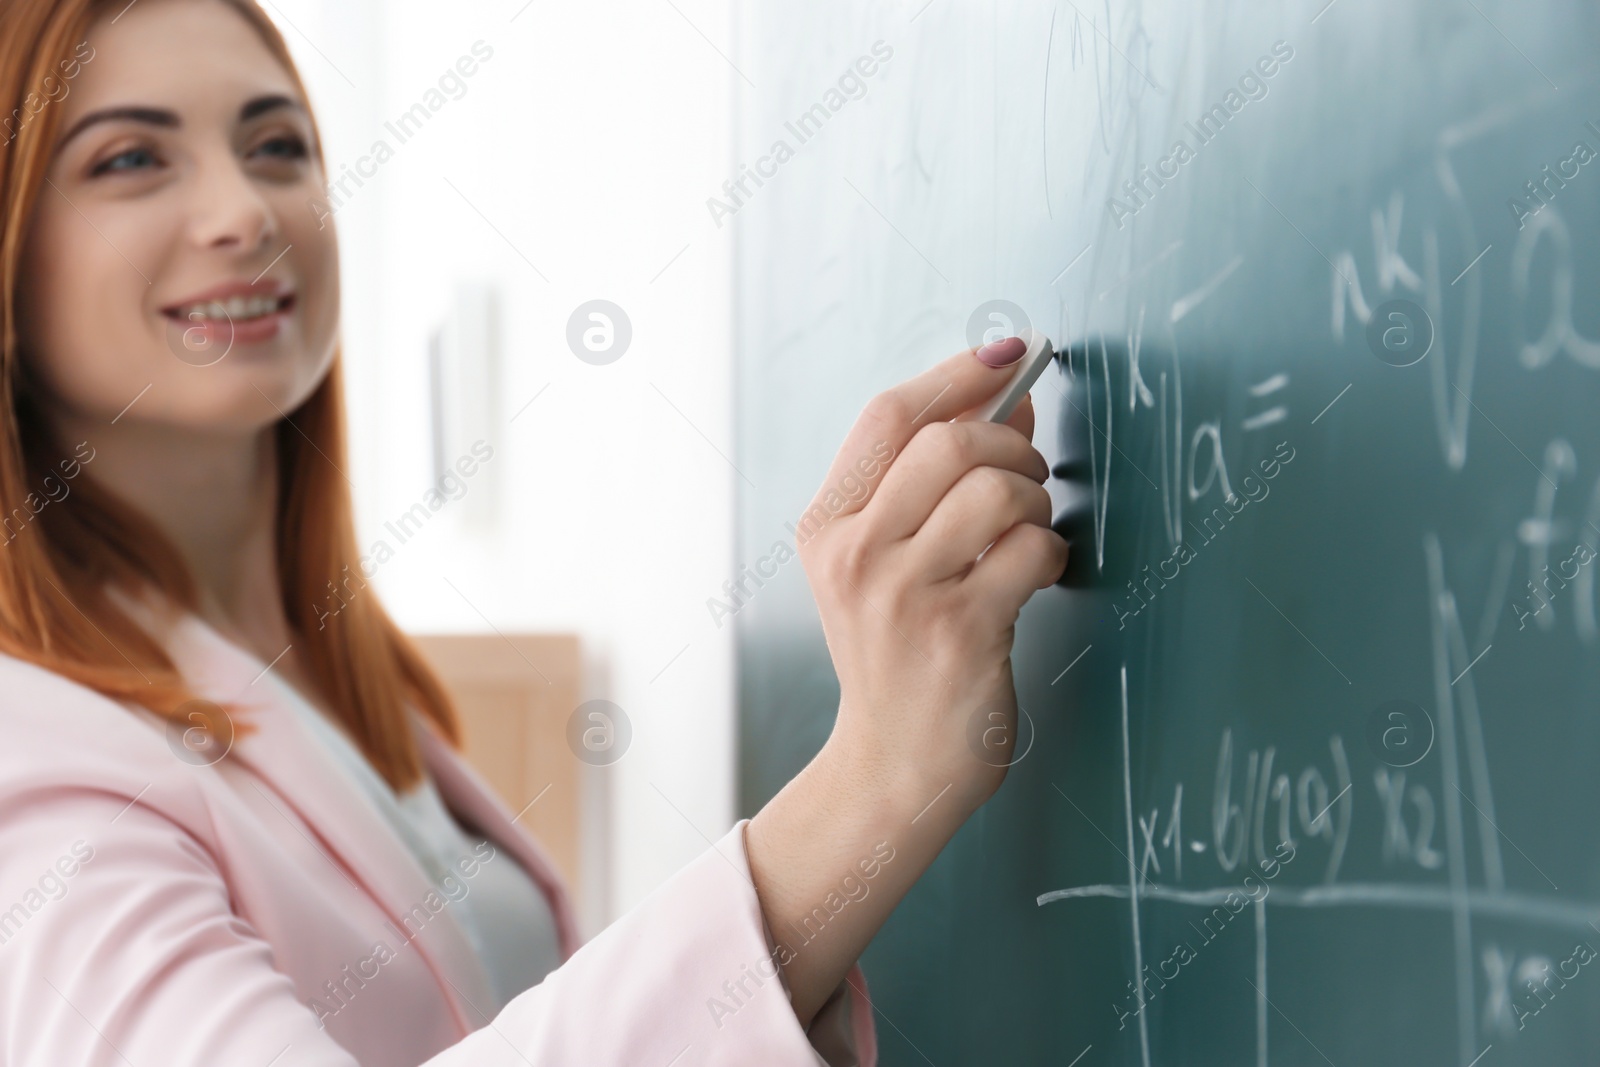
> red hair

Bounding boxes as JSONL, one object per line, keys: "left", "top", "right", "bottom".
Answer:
{"left": 0, "top": 0, "right": 461, "bottom": 790}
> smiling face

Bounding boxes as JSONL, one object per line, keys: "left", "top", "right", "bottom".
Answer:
{"left": 15, "top": 0, "right": 338, "bottom": 438}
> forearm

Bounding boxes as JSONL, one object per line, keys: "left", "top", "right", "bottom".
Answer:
{"left": 749, "top": 338, "right": 1066, "bottom": 1028}
{"left": 744, "top": 715, "right": 986, "bottom": 1027}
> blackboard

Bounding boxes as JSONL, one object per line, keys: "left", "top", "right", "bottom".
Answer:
{"left": 732, "top": 2, "right": 1600, "bottom": 1063}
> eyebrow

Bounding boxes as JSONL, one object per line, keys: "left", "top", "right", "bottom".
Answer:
{"left": 55, "top": 93, "right": 305, "bottom": 151}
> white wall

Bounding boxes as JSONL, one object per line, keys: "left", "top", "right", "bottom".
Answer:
{"left": 265, "top": 0, "right": 739, "bottom": 934}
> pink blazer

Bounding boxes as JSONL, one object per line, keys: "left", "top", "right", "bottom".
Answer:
{"left": 0, "top": 592, "right": 877, "bottom": 1066}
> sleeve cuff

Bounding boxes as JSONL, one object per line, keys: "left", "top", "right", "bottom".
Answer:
{"left": 477, "top": 816, "right": 877, "bottom": 1065}
{"left": 737, "top": 821, "right": 878, "bottom": 1067}
{"left": 801, "top": 961, "right": 876, "bottom": 1067}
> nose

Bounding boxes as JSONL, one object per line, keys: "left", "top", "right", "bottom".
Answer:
{"left": 187, "top": 149, "right": 278, "bottom": 254}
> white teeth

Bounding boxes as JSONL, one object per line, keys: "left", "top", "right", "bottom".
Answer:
{"left": 177, "top": 295, "right": 284, "bottom": 321}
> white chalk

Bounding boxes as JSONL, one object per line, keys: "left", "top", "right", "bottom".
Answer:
{"left": 967, "top": 328, "right": 1056, "bottom": 423}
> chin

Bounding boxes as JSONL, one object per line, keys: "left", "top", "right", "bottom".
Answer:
{"left": 165, "top": 353, "right": 333, "bottom": 432}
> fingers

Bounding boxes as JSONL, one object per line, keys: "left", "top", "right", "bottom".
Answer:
{"left": 906, "top": 467, "right": 1053, "bottom": 580}
{"left": 805, "top": 344, "right": 1039, "bottom": 521}
{"left": 862, "top": 420, "right": 1047, "bottom": 544}
{"left": 1001, "top": 390, "right": 1035, "bottom": 442}
{"left": 964, "top": 522, "right": 1071, "bottom": 622}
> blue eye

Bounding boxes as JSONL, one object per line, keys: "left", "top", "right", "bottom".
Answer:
{"left": 90, "top": 145, "right": 157, "bottom": 176}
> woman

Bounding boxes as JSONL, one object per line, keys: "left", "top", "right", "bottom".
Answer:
{"left": 0, "top": 0, "right": 1068, "bottom": 1063}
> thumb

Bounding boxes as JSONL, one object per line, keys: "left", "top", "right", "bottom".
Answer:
{"left": 811, "top": 337, "right": 1031, "bottom": 504}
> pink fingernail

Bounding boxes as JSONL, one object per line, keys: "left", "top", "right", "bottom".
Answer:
{"left": 976, "top": 336, "right": 1026, "bottom": 367}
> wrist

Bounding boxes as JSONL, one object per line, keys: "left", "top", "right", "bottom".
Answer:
{"left": 819, "top": 707, "right": 999, "bottom": 834}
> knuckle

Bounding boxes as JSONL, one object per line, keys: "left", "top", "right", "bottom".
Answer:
{"left": 861, "top": 390, "right": 917, "bottom": 435}
{"left": 915, "top": 420, "right": 973, "bottom": 470}
{"left": 825, "top": 533, "right": 873, "bottom": 589}
{"left": 967, "top": 465, "right": 1013, "bottom": 510}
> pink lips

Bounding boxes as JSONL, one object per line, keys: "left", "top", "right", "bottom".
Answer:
{"left": 160, "top": 278, "right": 296, "bottom": 349}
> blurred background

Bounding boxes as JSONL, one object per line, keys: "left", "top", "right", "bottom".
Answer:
{"left": 261, "top": 0, "right": 1600, "bottom": 1062}
{"left": 262, "top": 0, "right": 740, "bottom": 936}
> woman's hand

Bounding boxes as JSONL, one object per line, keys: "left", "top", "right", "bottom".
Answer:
{"left": 745, "top": 337, "right": 1068, "bottom": 1028}
{"left": 799, "top": 335, "right": 1067, "bottom": 808}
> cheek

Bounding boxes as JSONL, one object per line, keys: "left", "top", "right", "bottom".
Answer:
{"left": 275, "top": 186, "right": 340, "bottom": 362}
{"left": 17, "top": 198, "right": 168, "bottom": 419}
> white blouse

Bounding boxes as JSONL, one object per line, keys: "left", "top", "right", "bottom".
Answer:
{"left": 286, "top": 692, "right": 563, "bottom": 1014}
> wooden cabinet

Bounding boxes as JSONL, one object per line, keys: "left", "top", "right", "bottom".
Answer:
{"left": 410, "top": 634, "right": 582, "bottom": 898}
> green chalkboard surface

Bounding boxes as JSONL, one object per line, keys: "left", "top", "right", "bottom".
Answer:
{"left": 733, "top": 2, "right": 1600, "bottom": 1063}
